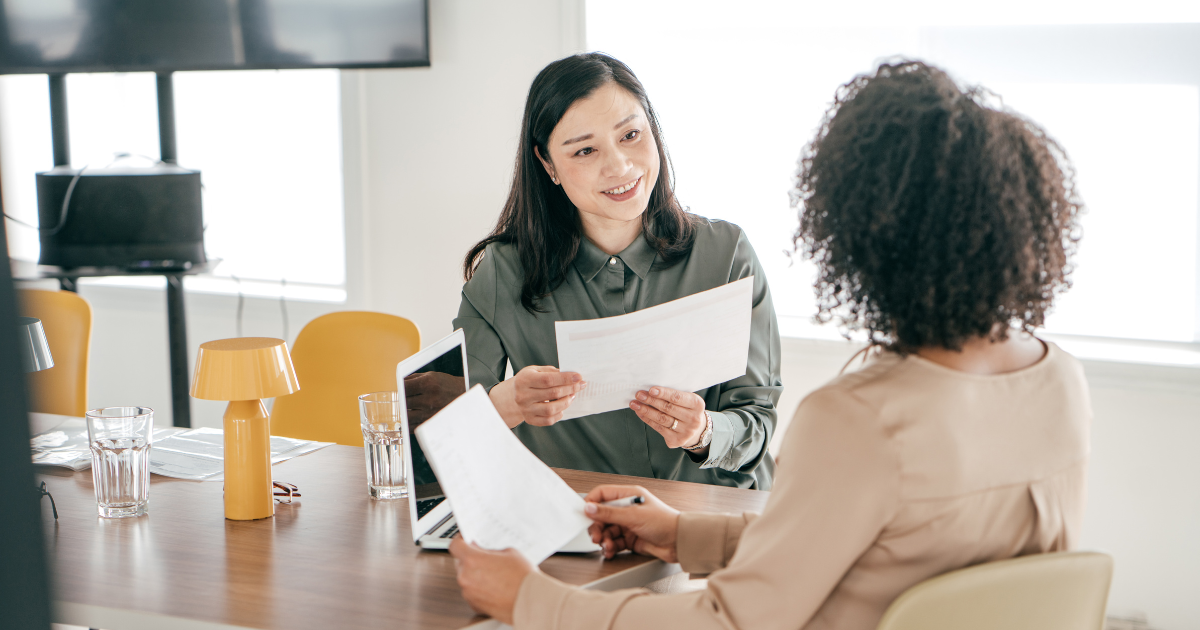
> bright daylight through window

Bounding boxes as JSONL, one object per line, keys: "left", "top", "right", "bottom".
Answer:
{"left": 0, "top": 69, "right": 345, "bottom": 301}
{"left": 588, "top": 1, "right": 1200, "bottom": 347}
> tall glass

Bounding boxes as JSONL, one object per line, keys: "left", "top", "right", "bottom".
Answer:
{"left": 359, "top": 392, "right": 406, "bottom": 499}
{"left": 86, "top": 406, "right": 153, "bottom": 518}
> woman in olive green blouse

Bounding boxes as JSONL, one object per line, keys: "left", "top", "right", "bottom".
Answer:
{"left": 452, "top": 53, "right": 782, "bottom": 490}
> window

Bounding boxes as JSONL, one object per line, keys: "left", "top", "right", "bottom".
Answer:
{"left": 1, "top": 69, "right": 344, "bottom": 301}
{"left": 587, "top": 1, "right": 1200, "bottom": 345}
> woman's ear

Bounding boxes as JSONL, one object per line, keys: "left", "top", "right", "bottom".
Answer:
{"left": 534, "top": 146, "right": 559, "bottom": 184}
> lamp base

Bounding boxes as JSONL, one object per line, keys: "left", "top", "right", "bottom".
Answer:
{"left": 223, "top": 399, "right": 273, "bottom": 520}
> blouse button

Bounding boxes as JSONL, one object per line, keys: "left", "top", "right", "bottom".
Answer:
{"left": 608, "top": 257, "right": 617, "bottom": 266}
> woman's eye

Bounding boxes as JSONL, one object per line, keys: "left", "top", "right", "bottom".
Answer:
{"left": 575, "top": 147, "right": 594, "bottom": 157}
{"left": 624, "top": 130, "right": 640, "bottom": 141}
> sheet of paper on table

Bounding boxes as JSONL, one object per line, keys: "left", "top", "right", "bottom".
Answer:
{"left": 29, "top": 415, "right": 331, "bottom": 480}
{"left": 414, "top": 385, "right": 592, "bottom": 565}
{"left": 555, "top": 276, "right": 754, "bottom": 420}
{"left": 30, "top": 415, "right": 180, "bottom": 472}
{"left": 150, "top": 428, "right": 333, "bottom": 481}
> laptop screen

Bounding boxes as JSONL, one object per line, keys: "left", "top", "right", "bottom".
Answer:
{"left": 402, "top": 344, "right": 466, "bottom": 519}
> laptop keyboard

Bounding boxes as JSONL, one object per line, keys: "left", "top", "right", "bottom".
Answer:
{"left": 439, "top": 524, "right": 459, "bottom": 539}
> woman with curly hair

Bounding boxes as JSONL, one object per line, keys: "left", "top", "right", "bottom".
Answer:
{"left": 449, "top": 60, "right": 1091, "bottom": 630}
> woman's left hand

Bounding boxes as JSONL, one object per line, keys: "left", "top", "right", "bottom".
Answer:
{"left": 448, "top": 537, "right": 533, "bottom": 624}
{"left": 630, "top": 386, "right": 708, "bottom": 452}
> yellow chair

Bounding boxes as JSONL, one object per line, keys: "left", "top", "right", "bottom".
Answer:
{"left": 270, "top": 311, "right": 420, "bottom": 446}
{"left": 18, "top": 289, "right": 93, "bottom": 417}
{"left": 876, "top": 551, "right": 1114, "bottom": 630}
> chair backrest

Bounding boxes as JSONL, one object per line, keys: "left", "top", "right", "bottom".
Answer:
{"left": 876, "top": 551, "right": 1114, "bottom": 630}
{"left": 270, "top": 311, "right": 420, "bottom": 446}
{"left": 17, "top": 289, "right": 93, "bottom": 416}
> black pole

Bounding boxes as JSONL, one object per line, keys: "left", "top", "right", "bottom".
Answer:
{"left": 166, "top": 274, "right": 192, "bottom": 427}
{"left": 156, "top": 72, "right": 177, "bottom": 164}
{"left": 158, "top": 71, "right": 190, "bottom": 427}
{"left": 48, "top": 74, "right": 70, "bottom": 167}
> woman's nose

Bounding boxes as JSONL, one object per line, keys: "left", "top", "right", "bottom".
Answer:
{"left": 600, "top": 147, "right": 633, "bottom": 178}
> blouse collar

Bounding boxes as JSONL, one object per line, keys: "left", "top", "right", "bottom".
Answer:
{"left": 574, "top": 231, "right": 658, "bottom": 283}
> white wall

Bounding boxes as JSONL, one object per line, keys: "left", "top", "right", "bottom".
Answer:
{"left": 347, "top": 0, "right": 585, "bottom": 339}
{"left": 20, "top": 0, "right": 1198, "bottom": 627}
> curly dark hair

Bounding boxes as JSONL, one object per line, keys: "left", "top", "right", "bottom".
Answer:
{"left": 792, "top": 60, "right": 1084, "bottom": 352}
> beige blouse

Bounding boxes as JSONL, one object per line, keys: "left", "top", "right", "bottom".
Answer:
{"left": 514, "top": 341, "right": 1091, "bottom": 630}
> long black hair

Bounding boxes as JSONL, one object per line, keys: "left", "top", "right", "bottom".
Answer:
{"left": 463, "top": 52, "right": 696, "bottom": 313}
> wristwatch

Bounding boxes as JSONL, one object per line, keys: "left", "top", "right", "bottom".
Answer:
{"left": 683, "top": 410, "right": 713, "bottom": 451}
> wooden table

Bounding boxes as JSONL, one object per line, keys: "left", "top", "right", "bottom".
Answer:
{"left": 38, "top": 445, "right": 769, "bottom": 629}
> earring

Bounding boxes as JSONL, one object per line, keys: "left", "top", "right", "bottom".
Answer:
{"left": 551, "top": 177, "right": 559, "bottom": 185}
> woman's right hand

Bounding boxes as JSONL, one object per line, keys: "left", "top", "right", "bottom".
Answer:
{"left": 584, "top": 485, "right": 680, "bottom": 562}
{"left": 489, "top": 366, "right": 585, "bottom": 428}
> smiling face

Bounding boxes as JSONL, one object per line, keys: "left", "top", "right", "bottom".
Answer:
{"left": 537, "top": 81, "right": 661, "bottom": 233}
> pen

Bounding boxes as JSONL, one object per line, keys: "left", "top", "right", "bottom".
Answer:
{"left": 600, "top": 496, "right": 644, "bottom": 508}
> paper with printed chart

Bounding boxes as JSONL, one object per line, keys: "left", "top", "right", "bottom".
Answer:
{"left": 555, "top": 276, "right": 754, "bottom": 421}
{"left": 413, "top": 385, "right": 592, "bottom": 565}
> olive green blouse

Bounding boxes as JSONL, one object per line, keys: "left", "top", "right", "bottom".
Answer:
{"left": 452, "top": 217, "right": 782, "bottom": 489}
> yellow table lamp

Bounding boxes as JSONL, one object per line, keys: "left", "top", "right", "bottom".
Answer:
{"left": 191, "top": 337, "right": 300, "bottom": 520}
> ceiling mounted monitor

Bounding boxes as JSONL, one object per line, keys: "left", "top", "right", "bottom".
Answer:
{"left": 0, "top": 0, "right": 429, "bottom": 74}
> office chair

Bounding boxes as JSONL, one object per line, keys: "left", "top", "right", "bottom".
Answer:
{"left": 876, "top": 551, "right": 1114, "bottom": 630}
{"left": 271, "top": 311, "right": 420, "bottom": 446}
{"left": 18, "top": 288, "right": 93, "bottom": 417}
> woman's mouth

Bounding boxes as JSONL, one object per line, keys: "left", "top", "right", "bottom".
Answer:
{"left": 601, "top": 176, "right": 642, "bottom": 201}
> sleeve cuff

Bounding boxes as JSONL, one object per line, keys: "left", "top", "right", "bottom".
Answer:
{"left": 696, "top": 410, "right": 736, "bottom": 470}
{"left": 676, "top": 511, "right": 752, "bottom": 575}
{"left": 514, "top": 570, "right": 645, "bottom": 630}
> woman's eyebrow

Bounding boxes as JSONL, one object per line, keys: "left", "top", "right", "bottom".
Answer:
{"left": 561, "top": 114, "right": 642, "bottom": 146}
{"left": 611, "top": 113, "right": 639, "bottom": 129}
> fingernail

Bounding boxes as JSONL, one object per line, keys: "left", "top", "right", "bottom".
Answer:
{"left": 630, "top": 401, "right": 640, "bottom": 409}
{"left": 584, "top": 503, "right": 597, "bottom": 515}
{"left": 572, "top": 374, "right": 582, "bottom": 382}
{"left": 651, "top": 388, "right": 660, "bottom": 396}
{"left": 636, "top": 392, "right": 647, "bottom": 401}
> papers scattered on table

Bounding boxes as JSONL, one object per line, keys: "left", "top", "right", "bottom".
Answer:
{"left": 29, "top": 415, "right": 332, "bottom": 481}
{"left": 414, "top": 385, "right": 592, "bottom": 565}
{"left": 150, "top": 428, "right": 332, "bottom": 481}
{"left": 30, "top": 416, "right": 178, "bottom": 472}
{"left": 555, "top": 276, "right": 754, "bottom": 420}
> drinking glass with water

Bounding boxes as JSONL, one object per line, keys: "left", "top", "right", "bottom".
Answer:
{"left": 359, "top": 392, "right": 406, "bottom": 499}
{"left": 86, "top": 406, "right": 153, "bottom": 518}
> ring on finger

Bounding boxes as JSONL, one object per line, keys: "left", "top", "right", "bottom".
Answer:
{"left": 671, "top": 419, "right": 679, "bottom": 431}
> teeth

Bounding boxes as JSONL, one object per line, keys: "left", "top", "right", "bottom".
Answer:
{"left": 604, "top": 177, "right": 639, "bottom": 195}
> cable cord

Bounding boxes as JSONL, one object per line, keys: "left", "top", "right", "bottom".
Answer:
{"left": 2, "top": 154, "right": 162, "bottom": 233}
{"left": 2, "top": 165, "right": 86, "bottom": 235}
{"left": 232, "top": 275, "right": 244, "bottom": 337}
{"left": 280, "top": 278, "right": 289, "bottom": 343}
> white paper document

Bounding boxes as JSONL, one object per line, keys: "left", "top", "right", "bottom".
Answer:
{"left": 414, "top": 385, "right": 592, "bottom": 565}
{"left": 555, "top": 276, "right": 754, "bottom": 420}
{"left": 148, "top": 428, "right": 332, "bottom": 481}
{"left": 29, "top": 416, "right": 331, "bottom": 480}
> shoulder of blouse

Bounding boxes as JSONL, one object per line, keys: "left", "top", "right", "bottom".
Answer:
{"left": 690, "top": 215, "right": 746, "bottom": 248}
{"left": 687, "top": 214, "right": 757, "bottom": 262}
{"left": 461, "top": 241, "right": 521, "bottom": 321}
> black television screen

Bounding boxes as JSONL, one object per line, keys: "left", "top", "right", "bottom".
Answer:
{"left": 0, "top": 0, "right": 428, "bottom": 74}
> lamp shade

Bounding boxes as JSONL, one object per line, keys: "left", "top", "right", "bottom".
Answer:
{"left": 17, "top": 317, "right": 54, "bottom": 373}
{"left": 190, "top": 337, "right": 299, "bottom": 401}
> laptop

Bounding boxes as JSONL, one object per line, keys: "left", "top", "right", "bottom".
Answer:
{"left": 398, "top": 329, "right": 600, "bottom": 553}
